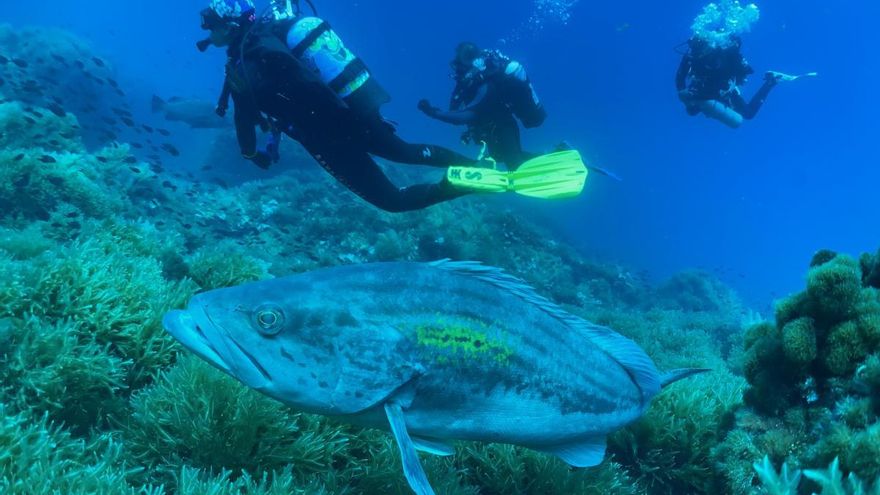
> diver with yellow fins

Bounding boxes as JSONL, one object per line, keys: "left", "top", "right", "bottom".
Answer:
{"left": 676, "top": 1, "right": 817, "bottom": 128}
{"left": 418, "top": 41, "right": 616, "bottom": 197}
{"left": 196, "top": 0, "right": 590, "bottom": 212}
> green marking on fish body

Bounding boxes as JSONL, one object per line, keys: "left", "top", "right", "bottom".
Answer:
{"left": 415, "top": 316, "right": 512, "bottom": 366}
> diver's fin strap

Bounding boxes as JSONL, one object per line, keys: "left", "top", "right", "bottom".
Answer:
{"left": 447, "top": 150, "right": 588, "bottom": 199}
{"left": 385, "top": 402, "right": 436, "bottom": 495}
{"left": 446, "top": 166, "right": 509, "bottom": 193}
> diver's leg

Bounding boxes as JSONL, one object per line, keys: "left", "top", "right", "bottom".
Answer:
{"left": 497, "top": 119, "right": 537, "bottom": 170}
{"left": 308, "top": 145, "right": 469, "bottom": 212}
{"left": 365, "top": 120, "right": 474, "bottom": 168}
{"left": 738, "top": 79, "right": 777, "bottom": 120}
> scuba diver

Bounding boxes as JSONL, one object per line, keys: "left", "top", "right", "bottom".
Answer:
{"left": 676, "top": 1, "right": 816, "bottom": 129}
{"left": 675, "top": 35, "right": 783, "bottom": 128}
{"left": 198, "top": 0, "right": 482, "bottom": 213}
{"left": 417, "top": 42, "right": 546, "bottom": 170}
{"left": 198, "top": 0, "right": 588, "bottom": 210}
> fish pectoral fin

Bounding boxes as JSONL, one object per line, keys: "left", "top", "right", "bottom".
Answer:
{"left": 411, "top": 436, "right": 455, "bottom": 456}
{"left": 384, "top": 402, "right": 437, "bottom": 495}
{"left": 537, "top": 436, "right": 607, "bottom": 468}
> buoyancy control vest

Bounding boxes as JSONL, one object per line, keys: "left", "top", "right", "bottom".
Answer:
{"left": 451, "top": 49, "right": 546, "bottom": 128}
{"left": 500, "top": 59, "right": 546, "bottom": 128}
{"left": 283, "top": 16, "right": 390, "bottom": 117}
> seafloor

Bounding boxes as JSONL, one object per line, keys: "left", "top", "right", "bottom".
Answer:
{"left": 0, "top": 24, "right": 878, "bottom": 495}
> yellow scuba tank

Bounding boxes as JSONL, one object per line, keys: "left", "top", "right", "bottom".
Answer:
{"left": 285, "top": 16, "right": 387, "bottom": 107}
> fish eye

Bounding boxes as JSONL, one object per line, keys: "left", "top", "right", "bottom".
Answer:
{"left": 253, "top": 304, "right": 285, "bottom": 336}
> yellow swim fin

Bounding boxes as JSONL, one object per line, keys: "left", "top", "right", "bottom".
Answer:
{"left": 509, "top": 150, "right": 589, "bottom": 199}
{"left": 447, "top": 150, "right": 589, "bottom": 199}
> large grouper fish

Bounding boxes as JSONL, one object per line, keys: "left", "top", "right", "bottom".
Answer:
{"left": 162, "top": 260, "right": 704, "bottom": 494}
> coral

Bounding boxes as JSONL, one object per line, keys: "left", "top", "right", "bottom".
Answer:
{"left": 803, "top": 457, "right": 880, "bottom": 495}
{"left": 753, "top": 455, "right": 801, "bottom": 495}
{"left": 806, "top": 255, "right": 863, "bottom": 326}
{"left": 812, "top": 250, "right": 839, "bottom": 268}
{"left": 0, "top": 225, "right": 53, "bottom": 259}
{"left": 124, "top": 356, "right": 349, "bottom": 489}
{"left": 0, "top": 403, "right": 156, "bottom": 494}
{"left": 0, "top": 219, "right": 195, "bottom": 395}
{"left": 0, "top": 24, "right": 134, "bottom": 148}
{"left": 174, "top": 466, "right": 321, "bottom": 495}
{"left": 0, "top": 144, "right": 124, "bottom": 222}
{"left": 775, "top": 292, "right": 809, "bottom": 329}
{"left": 742, "top": 321, "right": 801, "bottom": 415}
{"left": 741, "top": 249, "right": 880, "bottom": 418}
{"left": 657, "top": 269, "right": 744, "bottom": 313}
{"left": 186, "top": 240, "right": 271, "bottom": 291}
{"left": 781, "top": 317, "right": 818, "bottom": 367}
{"left": 0, "top": 101, "right": 84, "bottom": 153}
{"left": 861, "top": 250, "right": 880, "bottom": 289}
{"left": 458, "top": 445, "right": 641, "bottom": 495}
{"left": 824, "top": 321, "right": 869, "bottom": 376}
{"left": 373, "top": 229, "right": 414, "bottom": 261}
{"left": 856, "top": 354, "right": 880, "bottom": 396}
{"left": 846, "top": 424, "right": 880, "bottom": 483}
{"left": 609, "top": 371, "right": 744, "bottom": 494}
{"left": 0, "top": 316, "right": 128, "bottom": 433}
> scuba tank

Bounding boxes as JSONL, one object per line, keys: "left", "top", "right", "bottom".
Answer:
{"left": 456, "top": 49, "right": 547, "bottom": 129}
{"left": 500, "top": 60, "right": 546, "bottom": 128}
{"left": 284, "top": 15, "right": 390, "bottom": 116}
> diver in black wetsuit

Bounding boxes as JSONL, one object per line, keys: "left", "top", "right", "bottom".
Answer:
{"left": 417, "top": 42, "right": 547, "bottom": 170}
{"left": 198, "top": 0, "right": 476, "bottom": 212}
{"left": 676, "top": 35, "right": 783, "bottom": 128}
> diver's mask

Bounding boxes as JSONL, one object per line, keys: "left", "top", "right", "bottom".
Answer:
{"left": 197, "top": 8, "right": 254, "bottom": 52}
{"left": 449, "top": 56, "right": 486, "bottom": 83}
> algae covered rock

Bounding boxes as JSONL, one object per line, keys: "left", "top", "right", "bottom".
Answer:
{"left": 805, "top": 255, "right": 863, "bottom": 326}
{"left": 781, "top": 317, "right": 817, "bottom": 367}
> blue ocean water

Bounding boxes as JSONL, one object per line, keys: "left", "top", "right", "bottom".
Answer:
{"left": 3, "top": 0, "right": 877, "bottom": 309}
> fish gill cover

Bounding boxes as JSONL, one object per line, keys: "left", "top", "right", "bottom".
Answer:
{"left": 0, "top": 7, "right": 877, "bottom": 495}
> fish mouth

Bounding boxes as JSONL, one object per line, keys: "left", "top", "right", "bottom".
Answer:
{"left": 163, "top": 303, "right": 272, "bottom": 390}
{"left": 162, "top": 308, "right": 231, "bottom": 374}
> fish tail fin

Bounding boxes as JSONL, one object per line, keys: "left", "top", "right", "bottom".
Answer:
{"left": 661, "top": 368, "right": 710, "bottom": 388}
{"left": 151, "top": 95, "right": 165, "bottom": 113}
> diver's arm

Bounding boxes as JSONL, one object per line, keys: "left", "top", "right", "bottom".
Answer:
{"left": 234, "top": 105, "right": 258, "bottom": 158}
{"left": 675, "top": 55, "right": 691, "bottom": 91}
{"left": 233, "top": 96, "right": 272, "bottom": 169}
{"left": 420, "top": 104, "right": 478, "bottom": 125}
{"left": 418, "top": 84, "right": 487, "bottom": 125}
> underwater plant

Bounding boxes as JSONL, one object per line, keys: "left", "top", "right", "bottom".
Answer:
{"left": 0, "top": 403, "right": 156, "bottom": 494}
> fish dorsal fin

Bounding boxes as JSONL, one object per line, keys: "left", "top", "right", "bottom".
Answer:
{"left": 536, "top": 435, "right": 607, "bottom": 467}
{"left": 428, "top": 260, "right": 660, "bottom": 401}
{"left": 411, "top": 436, "right": 455, "bottom": 456}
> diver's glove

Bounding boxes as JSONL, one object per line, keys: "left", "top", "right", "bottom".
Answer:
{"left": 417, "top": 99, "right": 440, "bottom": 117}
